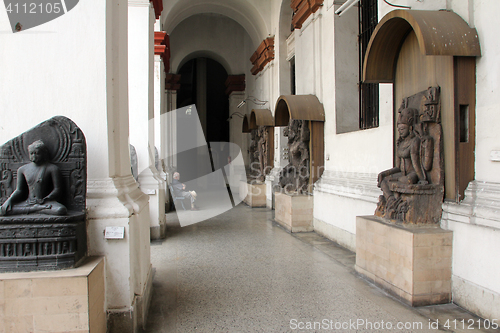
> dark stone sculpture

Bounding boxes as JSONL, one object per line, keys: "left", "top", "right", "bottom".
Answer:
{"left": 279, "top": 119, "right": 310, "bottom": 194}
{"left": 376, "top": 87, "right": 444, "bottom": 224}
{"left": 0, "top": 116, "right": 87, "bottom": 271}
{"left": 1, "top": 140, "right": 67, "bottom": 216}
{"left": 247, "top": 126, "right": 271, "bottom": 183}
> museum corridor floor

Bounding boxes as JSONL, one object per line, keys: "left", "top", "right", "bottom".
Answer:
{"left": 145, "top": 204, "right": 494, "bottom": 332}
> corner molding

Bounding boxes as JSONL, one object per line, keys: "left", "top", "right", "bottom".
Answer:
{"left": 313, "top": 170, "right": 380, "bottom": 204}
{"left": 442, "top": 181, "right": 500, "bottom": 231}
{"left": 87, "top": 176, "right": 149, "bottom": 220}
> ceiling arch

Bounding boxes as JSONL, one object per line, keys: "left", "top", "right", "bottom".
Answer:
{"left": 169, "top": 13, "right": 249, "bottom": 74}
{"left": 162, "top": 0, "right": 269, "bottom": 48}
{"left": 176, "top": 50, "right": 232, "bottom": 75}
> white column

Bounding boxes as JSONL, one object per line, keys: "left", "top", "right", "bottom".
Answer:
{"left": 163, "top": 90, "right": 178, "bottom": 181}
{"left": 154, "top": 54, "right": 164, "bottom": 173}
{"left": 0, "top": 0, "right": 153, "bottom": 331}
{"left": 152, "top": 53, "right": 168, "bottom": 237}
{"left": 229, "top": 91, "right": 247, "bottom": 186}
{"left": 128, "top": 0, "right": 166, "bottom": 240}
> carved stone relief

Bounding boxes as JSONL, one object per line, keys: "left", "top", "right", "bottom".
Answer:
{"left": 376, "top": 87, "right": 444, "bottom": 224}
{"left": 279, "top": 119, "right": 310, "bottom": 194}
{"left": 247, "top": 126, "right": 269, "bottom": 183}
{"left": 0, "top": 116, "right": 87, "bottom": 271}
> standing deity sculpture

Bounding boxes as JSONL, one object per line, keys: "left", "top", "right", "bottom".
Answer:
{"left": 247, "top": 126, "right": 270, "bottom": 183}
{"left": 257, "top": 126, "right": 268, "bottom": 182}
{"left": 279, "top": 119, "right": 310, "bottom": 194}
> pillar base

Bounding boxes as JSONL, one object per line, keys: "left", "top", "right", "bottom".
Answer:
{"left": 138, "top": 168, "right": 166, "bottom": 240}
{"left": 106, "top": 265, "right": 154, "bottom": 333}
{"left": 355, "top": 216, "right": 452, "bottom": 306}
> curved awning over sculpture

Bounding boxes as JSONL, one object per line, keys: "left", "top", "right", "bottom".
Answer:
{"left": 250, "top": 109, "right": 274, "bottom": 128}
{"left": 242, "top": 114, "right": 251, "bottom": 133}
{"left": 274, "top": 95, "right": 325, "bottom": 126}
{"left": 363, "top": 10, "right": 481, "bottom": 83}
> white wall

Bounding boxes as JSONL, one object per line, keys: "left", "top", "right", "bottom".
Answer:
{"left": 129, "top": 2, "right": 155, "bottom": 174}
{"left": 441, "top": 0, "right": 500, "bottom": 321}
{"left": 0, "top": 0, "right": 109, "bottom": 179}
{"left": 470, "top": 0, "right": 500, "bottom": 183}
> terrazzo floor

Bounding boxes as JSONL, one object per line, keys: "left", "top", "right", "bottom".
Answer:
{"left": 145, "top": 203, "right": 496, "bottom": 333}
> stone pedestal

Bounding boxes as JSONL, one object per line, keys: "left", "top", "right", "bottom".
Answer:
{"left": 0, "top": 217, "right": 86, "bottom": 272}
{"left": 355, "top": 216, "right": 452, "bottom": 306}
{"left": 239, "top": 181, "right": 267, "bottom": 207}
{"left": 0, "top": 256, "right": 105, "bottom": 333}
{"left": 274, "top": 192, "right": 313, "bottom": 232}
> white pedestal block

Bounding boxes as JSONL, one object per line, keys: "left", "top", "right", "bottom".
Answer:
{"left": 274, "top": 192, "right": 314, "bottom": 232}
{"left": 355, "top": 216, "right": 452, "bottom": 306}
{"left": 239, "top": 181, "right": 267, "bottom": 207}
{"left": 0, "top": 257, "right": 105, "bottom": 333}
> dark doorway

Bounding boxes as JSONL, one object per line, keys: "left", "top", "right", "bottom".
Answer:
{"left": 177, "top": 58, "right": 229, "bottom": 143}
{"left": 176, "top": 58, "right": 230, "bottom": 182}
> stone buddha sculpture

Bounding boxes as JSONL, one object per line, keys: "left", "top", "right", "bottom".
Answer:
{"left": 0, "top": 116, "right": 87, "bottom": 272}
{"left": 0, "top": 140, "right": 67, "bottom": 216}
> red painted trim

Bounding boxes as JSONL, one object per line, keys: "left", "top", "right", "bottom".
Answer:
{"left": 165, "top": 74, "right": 181, "bottom": 90}
{"left": 154, "top": 31, "right": 167, "bottom": 45}
{"left": 250, "top": 37, "right": 275, "bottom": 75}
{"left": 291, "top": 0, "right": 324, "bottom": 29}
{"left": 154, "top": 45, "right": 166, "bottom": 55}
{"left": 291, "top": 0, "right": 302, "bottom": 11}
{"left": 154, "top": 31, "right": 170, "bottom": 71}
{"left": 225, "top": 75, "right": 245, "bottom": 95}
{"left": 150, "top": 0, "right": 163, "bottom": 19}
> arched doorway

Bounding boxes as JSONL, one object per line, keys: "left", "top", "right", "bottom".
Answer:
{"left": 176, "top": 57, "right": 230, "bottom": 181}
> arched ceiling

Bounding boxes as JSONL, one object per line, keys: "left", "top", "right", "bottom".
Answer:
{"left": 177, "top": 50, "right": 232, "bottom": 74}
{"left": 162, "top": 0, "right": 270, "bottom": 49}
{"left": 169, "top": 13, "right": 250, "bottom": 74}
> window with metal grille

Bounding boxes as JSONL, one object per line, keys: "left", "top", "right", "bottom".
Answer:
{"left": 359, "top": 0, "right": 379, "bottom": 129}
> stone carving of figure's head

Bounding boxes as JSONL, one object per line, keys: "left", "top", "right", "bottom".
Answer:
{"left": 397, "top": 108, "right": 417, "bottom": 140}
{"left": 28, "top": 140, "right": 49, "bottom": 165}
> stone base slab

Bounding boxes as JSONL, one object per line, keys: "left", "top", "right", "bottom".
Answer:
{"left": 355, "top": 216, "right": 452, "bottom": 307}
{"left": 0, "top": 256, "right": 105, "bottom": 333}
{"left": 274, "top": 192, "right": 313, "bottom": 232}
{"left": 239, "top": 181, "right": 266, "bottom": 207}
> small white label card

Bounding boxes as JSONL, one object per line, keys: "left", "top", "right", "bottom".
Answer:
{"left": 105, "top": 226, "right": 125, "bottom": 239}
